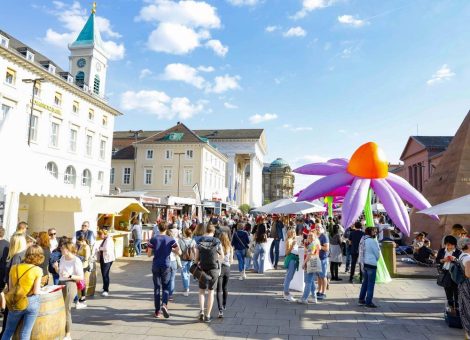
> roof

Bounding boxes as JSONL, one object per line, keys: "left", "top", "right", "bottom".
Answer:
{"left": 91, "top": 197, "right": 149, "bottom": 215}
{"left": 69, "top": 12, "right": 104, "bottom": 50}
{"left": 412, "top": 136, "right": 453, "bottom": 149}
{"left": 136, "top": 123, "right": 207, "bottom": 145}
{"left": 113, "top": 145, "right": 134, "bottom": 160}
{"left": 270, "top": 158, "right": 290, "bottom": 169}
{"left": 113, "top": 129, "right": 264, "bottom": 141}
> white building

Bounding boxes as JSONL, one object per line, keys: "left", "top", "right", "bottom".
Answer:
{"left": 0, "top": 7, "right": 122, "bottom": 237}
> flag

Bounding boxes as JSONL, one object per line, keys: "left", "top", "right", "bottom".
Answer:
{"left": 228, "top": 175, "right": 232, "bottom": 202}
{"left": 233, "top": 181, "right": 238, "bottom": 202}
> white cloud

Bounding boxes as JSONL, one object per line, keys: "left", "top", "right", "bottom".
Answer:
{"left": 227, "top": 0, "right": 259, "bottom": 6}
{"left": 283, "top": 26, "right": 307, "bottom": 37}
{"left": 161, "top": 63, "right": 207, "bottom": 89}
{"left": 292, "top": 0, "right": 336, "bottom": 20}
{"left": 121, "top": 90, "right": 205, "bottom": 120}
{"left": 427, "top": 64, "right": 455, "bottom": 86}
{"left": 224, "top": 102, "right": 238, "bottom": 109}
{"left": 136, "top": 0, "right": 226, "bottom": 57}
{"left": 139, "top": 68, "right": 153, "bottom": 80}
{"left": 338, "top": 15, "right": 367, "bottom": 27}
{"left": 205, "top": 39, "right": 229, "bottom": 57}
{"left": 249, "top": 113, "right": 278, "bottom": 124}
{"left": 210, "top": 75, "right": 241, "bottom": 93}
{"left": 265, "top": 25, "right": 280, "bottom": 32}
{"left": 43, "top": 1, "right": 125, "bottom": 60}
{"left": 198, "top": 65, "right": 215, "bottom": 72}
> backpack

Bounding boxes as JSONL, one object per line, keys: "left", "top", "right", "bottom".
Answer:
{"left": 198, "top": 238, "right": 220, "bottom": 271}
{"left": 6, "top": 265, "right": 35, "bottom": 312}
{"left": 181, "top": 239, "right": 195, "bottom": 261}
{"left": 450, "top": 254, "right": 468, "bottom": 285}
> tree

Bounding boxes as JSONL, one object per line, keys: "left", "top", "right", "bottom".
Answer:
{"left": 263, "top": 199, "right": 271, "bottom": 205}
{"left": 239, "top": 204, "right": 251, "bottom": 215}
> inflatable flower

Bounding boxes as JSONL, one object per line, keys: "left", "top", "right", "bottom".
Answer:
{"left": 294, "top": 142, "right": 435, "bottom": 236}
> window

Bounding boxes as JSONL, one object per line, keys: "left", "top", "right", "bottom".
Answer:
{"left": 145, "top": 169, "right": 152, "bottom": 185}
{"left": 33, "top": 82, "right": 41, "bottom": 97}
{"left": 1, "top": 104, "right": 11, "bottom": 124}
{"left": 100, "top": 140, "right": 106, "bottom": 160}
{"left": 186, "top": 149, "right": 193, "bottom": 159}
{"left": 72, "top": 101, "right": 79, "bottom": 114}
{"left": 82, "top": 169, "right": 92, "bottom": 187}
{"left": 102, "top": 115, "right": 108, "bottom": 127}
{"left": 93, "top": 75, "right": 100, "bottom": 94}
{"left": 69, "top": 129, "right": 77, "bottom": 152}
{"left": 28, "top": 115, "right": 38, "bottom": 142}
{"left": 48, "top": 64, "right": 56, "bottom": 74}
{"left": 5, "top": 68, "right": 15, "bottom": 85}
{"left": 164, "top": 168, "right": 172, "bottom": 185}
{"left": 88, "top": 109, "right": 94, "bottom": 121}
{"left": 54, "top": 92, "right": 62, "bottom": 106}
{"left": 165, "top": 150, "right": 173, "bottom": 160}
{"left": 75, "top": 71, "right": 84, "bottom": 88}
{"left": 64, "top": 166, "right": 76, "bottom": 185}
{"left": 46, "top": 162, "right": 58, "bottom": 178}
{"left": 26, "top": 51, "right": 34, "bottom": 62}
{"left": 146, "top": 149, "right": 154, "bottom": 160}
{"left": 50, "top": 122, "right": 59, "bottom": 147}
{"left": 110, "top": 168, "right": 115, "bottom": 184}
{"left": 86, "top": 135, "right": 93, "bottom": 156}
{"left": 123, "top": 168, "right": 131, "bottom": 185}
{"left": 184, "top": 169, "right": 192, "bottom": 186}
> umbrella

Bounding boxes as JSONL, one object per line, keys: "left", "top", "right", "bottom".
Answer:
{"left": 252, "top": 198, "right": 294, "bottom": 213}
{"left": 269, "top": 201, "right": 326, "bottom": 214}
{"left": 418, "top": 194, "right": 470, "bottom": 215}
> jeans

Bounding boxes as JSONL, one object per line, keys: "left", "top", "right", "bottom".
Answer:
{"left": 345, "top": 244, "right": 351, "bottom": 270}
{"left": 245, "top": 256, "right": 252, "bottom": 271}
{"left": 169, "top": 260, "right": 177, "bottom": 297}
{"left": 318, "top": 258, "right": 328, "bottom": 279}
{"left": 1, "top": 295, "right": 40, "bottom": 340}
{"left": 283, "top": 258, "right": 296, "bottom": 294}
{"left": 52, "top": 273, "right": 60, "bottom": 285}
{"left": 181, "top": 260, "right": 192, "bottom": 290}
{"left": 350, "top": 253, "right": 362, "bottom": 282}
{"left": 302, "top": 272, "right": 317, "bottom": 301}
{"left": 134, "top": 239, "right": 142, "bottom": 256}
{"left": 270, "top": 239, "right": 281, "bottom": 268}
{"left": 216, "top": 264, "right": 230, "bottom": 311}
{"left": 100, "top": 259, "right": 113, "bottom": 292}
{"left": 235, "top": 249, "right": 246, "bottom": 272}
{"left": 253, "top": 243, "right": 266, "bottom": 273}
{"left": 359, "top": 266, "right": 377, "bottom": 305}
{"left": 152, "top": 266, "right": 171, "bottom": 312}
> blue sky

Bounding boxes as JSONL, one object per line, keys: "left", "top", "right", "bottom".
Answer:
{"left": 2, "top": 0, "right": 469, "bottom": 192}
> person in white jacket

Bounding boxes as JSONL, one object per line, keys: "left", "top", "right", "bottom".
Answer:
{"left": 358, "top": 227, "right": 380, "bottom": 308}
{"left": 95, "top": 229, "right": 116, "bottom": 297}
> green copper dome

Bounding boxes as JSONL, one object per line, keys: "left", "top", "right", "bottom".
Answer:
{"left": 270, "top": 158, "right": 289, "bottom": 169}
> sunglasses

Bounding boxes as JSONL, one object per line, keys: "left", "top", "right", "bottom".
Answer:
{"left": 49, "top": 233, "right": 56, "bottom": 236}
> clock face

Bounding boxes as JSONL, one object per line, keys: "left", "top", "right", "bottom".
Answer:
{"left": 96, "top": 62, "right": 102, "bottom": 72}
{"left": 77, "top": 58, "right": 86, "bottom": 68}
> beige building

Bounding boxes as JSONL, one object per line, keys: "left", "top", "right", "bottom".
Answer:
{"left": 262, "top": 158, "right": 295, "bottom": 203}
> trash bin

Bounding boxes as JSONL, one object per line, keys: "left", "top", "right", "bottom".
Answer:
{"left": 381, "top": 241, "right": 397, "bottom": 277}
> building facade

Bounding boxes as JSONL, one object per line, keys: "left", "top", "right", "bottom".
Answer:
{"left": 262, "top": 158, "right": 295, "bottom": 203}
{"left": 0, "top": 7, "right": 121, "bottom": 237}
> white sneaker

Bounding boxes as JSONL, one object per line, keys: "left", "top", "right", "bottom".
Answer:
{"left": 239, "top": 275, "right": 244, "bottom": 281}
{"left": 242, "top": 273, "right": 247, "bottom": 279}
{"left": 101, "top": 291, "right": 109, "bottom": 297}
{"left": 284, "top": 294, "right": 296, "bottom": 302}
{"left": 76, "top": 302, "right": 87, "bottom": 309}
{"left": 297, "top": 299, "right": 308, "bottom": 305}
{"left": 183, "top": 290, "right": 189, "bottom": 297}
{"left": 310, "top": 297, "right": 318, "bottom": 304}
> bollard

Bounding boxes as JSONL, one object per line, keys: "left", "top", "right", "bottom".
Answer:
{"left": 381, "top": 241, "right": 397, "bottom": 277}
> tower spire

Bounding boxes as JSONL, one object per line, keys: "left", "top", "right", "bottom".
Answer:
{"left": 92, "top": 2, "right": 97, "bottom": 14}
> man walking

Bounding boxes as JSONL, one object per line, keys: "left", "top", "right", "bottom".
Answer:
{"left": 195, "top": 224, "right": 224, "bottom": 323}
{"left": 130, "top": 218, "right": 143, "bottom": 256}
{"left": 349, "top": 221, "right": 365, "bottom": 283}
{"left": 269, "top": 215, "right": 284, "bottom": 269}
{"left": 148, "top": 223, "right": 180, "bottom": 319}
{"left": 316, "top": 225, "right": 329, "bottom": 300}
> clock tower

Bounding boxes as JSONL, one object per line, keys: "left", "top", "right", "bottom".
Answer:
{"left": 68, "top": 2, "right": 109, "bottom": 99}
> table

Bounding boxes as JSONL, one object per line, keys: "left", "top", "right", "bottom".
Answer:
{"left": 289, "top": 247, "right": 305, "bottom": 292}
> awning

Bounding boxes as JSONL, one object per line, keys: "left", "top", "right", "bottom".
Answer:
{"left": 91, "top": 197, "right": 149, "bottom": 215}
{"left": 418, "top": 194, "right": 470, "bottom": 215}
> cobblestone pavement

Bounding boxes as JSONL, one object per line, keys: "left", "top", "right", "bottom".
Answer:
{"left": 71, "top": 257, "right": 464, "bottom": 340}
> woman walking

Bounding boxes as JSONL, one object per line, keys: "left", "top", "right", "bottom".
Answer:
{"left": 167, "top": 225, "right": 181, "bottom": 301}
{"left": 75, "top": 236, "right": 91, "bottom": 308}
{"left": 96, "top": 229, "right": 115, "bottom": 297}
{"left": 436, "top": 235, "right": 461, "bottom": 309}
{"left": 178, "top": 228, "right": 196, "bottom": 296}
{"left": 244, "top": 223, "right": 254, "bottom": 272}
{"left": 458, "top": 238, "right": 470, "bottom": 339}
{"left": 283, "top": 228, "right": 299, "bottom": 302}
{"left": 358, "top": 227, "right": 381, "bottom": 308}
{"left": 36, "top": 231, "right": 51, "bottom": 286}
{"left": 216, "top": 233, "right": 232, "bottom": 318}
{"left": 1, "top": 245, "right": 44, "bottom": 340}
{"left": 253, "top": 224, "right": 267, "bottom": 274}
{"left": 329, "top": 225, "right": 343, "bottom": 281}
{"left": 231, "top": 223, "right": 250, "bottom": 280}
{"left": 59, "top": 241, "right": 84, "bottom": 340}
{"left": 298, "top": 231, "right": 321, "bottom": 304}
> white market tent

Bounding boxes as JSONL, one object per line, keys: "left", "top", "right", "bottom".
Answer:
{"left": 372, "top": 203, "right": 386, "bottom": 213}
{"left": 418, "top": 194, "right": 470, "bottom": 215}
{"left": 269, "top": 200, "right": 326, "bottom": 215}
{"left": 252, "top": 198, "right": 294, "bottom": 213}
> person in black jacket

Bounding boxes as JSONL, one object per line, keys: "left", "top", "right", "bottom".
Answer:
{"left": 436, "top": 235, "right": 462, "bottom": 308}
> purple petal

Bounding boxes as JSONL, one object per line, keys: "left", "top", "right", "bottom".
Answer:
{"left": 341, "top": 178, "right": 371, "bottom": 229}
{"left": 328, "top": 158, "right": 349, "bottom": 167}
{"left": 297, "top": 172, "right": 354, "bottom": 202}
{"left": 294, "top": 162, "right": 346, "bottom": 175}
{"left": 372, "top": 179, "right": 410, "bottom": 236}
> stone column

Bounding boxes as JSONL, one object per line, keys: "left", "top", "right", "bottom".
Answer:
{"left": 249, "top": 154, "right": 255, "bottom": 207}
{"left": 226, "top": 153, "right": 236, "bottom": 203}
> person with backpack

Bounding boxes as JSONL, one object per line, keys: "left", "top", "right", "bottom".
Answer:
{"left": 436, "top": 235, "right": 462, "bottom": 309}
{"left": 195, "top": 224, "right": 224, "bottom": 323}
{"left": 178, "top": 228, "right": 196, "bottom": 297}
{"left": 458, "top": 238, "right": 470, "bottom": 339}
{"left": 2, "top": 245, "right": 44, "bottom": 340}
{"left": 147, "top": 223, "right": 180, "bottom": 319}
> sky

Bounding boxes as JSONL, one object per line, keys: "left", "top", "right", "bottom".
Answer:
{"left": 2, "top": 0, "right": 470, "bottom": 193}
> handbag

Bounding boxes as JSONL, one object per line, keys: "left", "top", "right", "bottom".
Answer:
{"left": 437, "top": 269, "right": 453, "bottom": 288}
{"left": 306, "top": 256, "right": 321, "bottom": 274}
{"left": 76, "top": 279, "right": 86, "bottom": 291}
{"left": 234, "top": 231, "right": 252, "bottom": 257}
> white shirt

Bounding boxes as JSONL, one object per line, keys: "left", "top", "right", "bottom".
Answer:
{"left": 49, "top": 238, "right": 58, "bottom": 252}
{"left": 59, "top": 256, "right": 84, "bottom": 281}
{"left": 443, "top": 250, "right": 454, "bottom": 270}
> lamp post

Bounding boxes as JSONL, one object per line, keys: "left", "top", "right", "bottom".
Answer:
{"left": 23, "top": 78, "right": 45, "bottom": 146}
{"left": 175, "top": 152, "right": 185, "bottom": 197}
{"left": 129, "top": 129, "right": 143, "bottom": 190}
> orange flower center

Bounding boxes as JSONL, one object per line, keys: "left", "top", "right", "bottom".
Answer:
{"left": 347, "top": 142, "right": 388, "bottom": 179}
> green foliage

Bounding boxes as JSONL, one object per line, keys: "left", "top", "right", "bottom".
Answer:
{"left": 263, "top": 199, "right": 271, "bottom": 205}
{"left": 239, "top": 204, "right": 251, "bottom": 214}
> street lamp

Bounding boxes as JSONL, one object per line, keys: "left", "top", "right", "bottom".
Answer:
{"left": 23, "top": 78, "right": 45, "bottom": 146}
{"left": 175, "top": 152, "right": 185, "bottom": 197}
{"left": 129, "top": 129, "right": 143, "bottom": 189}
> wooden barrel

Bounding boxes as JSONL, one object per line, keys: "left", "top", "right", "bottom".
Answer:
{"left": 13, "top": 290, "right": 66, "bottom": 340}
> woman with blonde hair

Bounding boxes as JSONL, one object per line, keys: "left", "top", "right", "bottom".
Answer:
{"left": 193, "top": 223, "right": 206, "bottom": 244}
{"left": 216, "top": 232, "right": 233, "bottom": 318}
{"left": 1, "top": 245, "right": 44, "bottom": 340}
{"left": 36, "top": 231, "right": 51, "bottom": 286}
{"left": 283, "top": 228, "right": 299, "bottom": 302}
{"left": 59, "top": 241, "right": 84, "bottom": 340}
{"left": 96, "top": 229, "right": 115, "bottom": 297}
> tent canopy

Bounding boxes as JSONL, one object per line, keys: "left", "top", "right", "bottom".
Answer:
{"left": 252, "top": 198, "right": 294, "bottom": 213}
{"left": 269, "top": 201, "right": 326, "bottom": 214}
{"left": 418, "top": 194, "right": 470, "bottom": 216}
{"left": 91, "top": 197, "right": 149, "bottom": 215}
